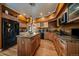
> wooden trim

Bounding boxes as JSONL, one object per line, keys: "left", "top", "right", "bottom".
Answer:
{"left": 0, "top": 4, "right": 2, "bottom": 49}
{"left": 55, "top": 4, "right": 67, "bottom": 18}
{"left": 35, "top": 4, "right": 67, "bottom": 23}
{"left": 2, "top": 4, "right": 20, "bottom": 17}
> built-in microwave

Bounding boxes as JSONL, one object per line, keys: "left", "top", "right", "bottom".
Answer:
{"left": 61, "top": 12, "right": 68, "bottom": 24}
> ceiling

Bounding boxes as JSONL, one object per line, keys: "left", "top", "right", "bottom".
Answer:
{"left": 5, "top": 3, "right": 58, "bottom": 19}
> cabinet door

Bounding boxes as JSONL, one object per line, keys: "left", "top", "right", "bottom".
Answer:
{"left": 17, "top": 38, "right": 31, "bottom": 56}
{"left": 67, "top": 41, "right": 79, "bottom": 56}
{"left": 24, "top": 39, "right": 31, "bottom": 56}
{"left": 36, "top": 35, "right": 40, "bottom": 47}
{"left": 31, "top": 36, "right": 37, "bottom": 55}
{"left": 31, "top": 35, "right": 40, "bottom": 55}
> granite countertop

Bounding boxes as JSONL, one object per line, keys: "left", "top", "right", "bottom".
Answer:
{"left": 16, "top": 32, "right": 39, "bottom": 38}
{"left": 54, "top": 32, "right": 79, "bottom": 41}
{"left": 48, "top": 31, "right": 79, "bottom": 43}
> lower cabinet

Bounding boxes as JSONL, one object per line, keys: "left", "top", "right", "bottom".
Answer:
{"left": 66, "top": 40, "right": 79, "bottom": 56}
{"left": 17, "top": 34, "right": 40, "bottom": 56}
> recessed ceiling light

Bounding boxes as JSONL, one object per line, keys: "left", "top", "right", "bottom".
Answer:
{"left": 48, "top": 12, "right": 50, "bottom": 14}
{"left": 41, "top": 17, "right": 45, "bottom": 19}
{"left": 5, "top": 10, "right": 8, "bottom": 15}
{"left": 40, "top": 12, "right": 43, "bottom": 16}
{"left": 19, "top": 15, "right": 22, "bottom": 16}
{"left": 23, "top": 13, "right": 26, "bottom": 16}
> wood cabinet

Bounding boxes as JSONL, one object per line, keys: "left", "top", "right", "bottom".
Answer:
{"left": 17, "top": 37, "right": 31, "bottom": 56}
{"left": 68, "top": 4, "right": 79, "bottom": 22}
{"left": 31, "top": 34, "right": 40, "bottom": 55}
{"left": 66, "top": 40, "right": 79, "bottom": 56}
{"left": 17, "top": 34, "right": 40, "bottom": 56}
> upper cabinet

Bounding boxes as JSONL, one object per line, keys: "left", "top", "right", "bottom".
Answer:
{"left": 68, "top": 3, "right": 79, "bottom": 22}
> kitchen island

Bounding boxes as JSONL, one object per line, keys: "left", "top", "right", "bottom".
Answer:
{"left": 17, "top": 32, "right": 40, "bottom": 56}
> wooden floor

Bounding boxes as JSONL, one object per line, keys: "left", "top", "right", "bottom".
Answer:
{"left": 0, "top": 39, "right": 58, "bottom": 56}
{"left": 0, "top": 45, "right": 17, "bottom": 56}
